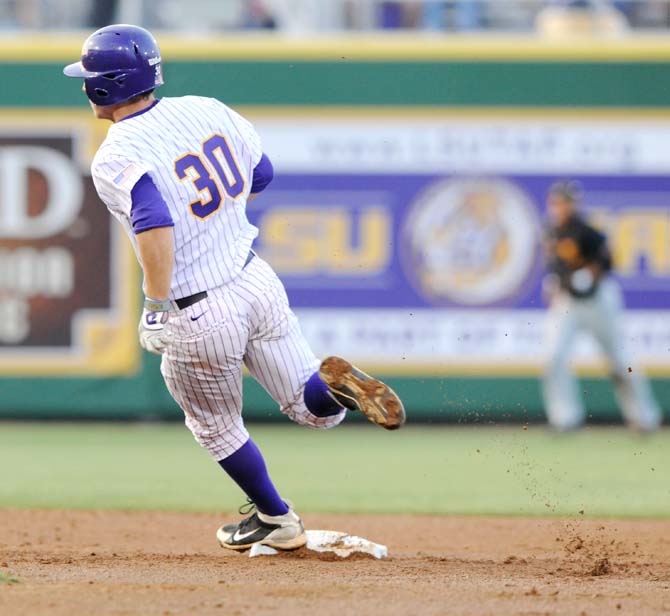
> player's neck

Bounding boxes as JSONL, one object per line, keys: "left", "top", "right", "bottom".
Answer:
{"left": 111, "top": 95, "right": 156, "bottom": 123}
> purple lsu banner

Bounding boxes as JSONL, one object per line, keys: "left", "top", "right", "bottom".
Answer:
{"left": 246, "top": 174, "right": 670, "bottom": 375}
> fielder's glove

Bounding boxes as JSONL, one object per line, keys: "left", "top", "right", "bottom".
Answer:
{"left": 138, "top": 297, "right": 172, "bottom": 355}
{"left": 568, "top": 267, "right": 598, "bottom": 298}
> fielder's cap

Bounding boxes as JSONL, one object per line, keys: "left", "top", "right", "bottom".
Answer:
{"left": 548, "top": 179, "right": 583, "bottom": 203}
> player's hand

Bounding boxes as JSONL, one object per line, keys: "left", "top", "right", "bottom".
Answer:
{"left": 138, "top": 299, "right": 172, "bottom": 355}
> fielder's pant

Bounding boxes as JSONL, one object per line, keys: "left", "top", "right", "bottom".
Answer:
{"left": 543, "top": 278, "right": 661, "bottom": 431}
{"left": 161, "top": 256, "right": 346, "bottom": 460}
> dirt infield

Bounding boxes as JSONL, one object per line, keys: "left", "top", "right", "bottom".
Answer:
{"left": 0, "top": 510, "right": 669, "bottom": 615}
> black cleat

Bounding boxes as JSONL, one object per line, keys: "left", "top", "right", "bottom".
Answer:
{"left": 319, "top": 356, "right": 406, "bottom": 430}
{"left": 216, "top": 504, "right": 306, "bottom": 551}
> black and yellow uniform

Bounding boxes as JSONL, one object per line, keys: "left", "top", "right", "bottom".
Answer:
{"left": 545, "top": 214, "right": 611, "bottom": 298}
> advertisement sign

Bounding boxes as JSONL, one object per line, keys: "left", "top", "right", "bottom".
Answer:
{"left": 248, "top": 113, "right": 670, "bottom": 375}
{"left": 2, "top": 109, "right": 667, "bottom": 378}
{"left": 0, "top": 112, "right": 139, "bottom": 376}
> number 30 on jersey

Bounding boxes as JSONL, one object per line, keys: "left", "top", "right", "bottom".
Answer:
{"left": 174, "top": 133, "right": 245, "bottom": 219}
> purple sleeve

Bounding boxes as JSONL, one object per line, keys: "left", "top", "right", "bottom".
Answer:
{"left": 130, "top": 173, "right": 174, "bottom": 234}
{"left": 251, "top": 153, "right": 273, "bottom": 194}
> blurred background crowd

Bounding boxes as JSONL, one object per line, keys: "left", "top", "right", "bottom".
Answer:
{"left": 2, "top": 0, "right": 670, "bottom": 34}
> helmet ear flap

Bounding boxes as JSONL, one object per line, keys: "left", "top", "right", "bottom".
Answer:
{"left": 94, "top": 87, "right": 110, "bottom": 100}
{"left": 84, "top": 79, "right": 110, "bottom": 104}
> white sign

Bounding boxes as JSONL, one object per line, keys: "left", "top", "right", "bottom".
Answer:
{"left": 297, "top": 308, "right": 670, "bottom": 374}
{"left": 256, "top": 115, "right": 670, "bottom": 174}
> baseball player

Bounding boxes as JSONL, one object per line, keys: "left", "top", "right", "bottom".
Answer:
{"left": 542, "top": 181, "right": 661, "bottom": 432}
{"left": 64, "top": 25, "right": 405, "bottom": 551}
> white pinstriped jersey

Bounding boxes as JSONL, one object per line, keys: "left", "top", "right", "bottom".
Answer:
{"left": 91, "top": 95, "right": 262, "bottom": 299}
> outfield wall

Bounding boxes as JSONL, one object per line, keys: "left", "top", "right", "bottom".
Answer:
{"left": 1, "top": 35, "right": 669, "bottom": 421}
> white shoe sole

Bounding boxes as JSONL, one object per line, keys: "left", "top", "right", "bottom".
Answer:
{"left": 216, "top": 526, "right": 307, "bottom": 551}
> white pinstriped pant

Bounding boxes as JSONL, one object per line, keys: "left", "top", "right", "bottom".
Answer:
{"left": 161, "top": 256, "right": 346, "bottom": 460}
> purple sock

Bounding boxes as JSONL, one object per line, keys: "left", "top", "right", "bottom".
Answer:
{"left": 303, "top": 371, "right": 344, "bottom": 417}
{"left": 218, "top": 439, "right": 289, "bottom": 516}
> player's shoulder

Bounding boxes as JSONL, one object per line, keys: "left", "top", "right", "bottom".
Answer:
{"left": 92, "top": 138, "right": 122, "bottom": 169}
{"left": 94, "top": 116, "right": 138, "bottom": 160}
{"left": 163, "top": 94, "right": 229, "bottom": 112}
{"left": 161, "top": 95, "right": 248, "bottom": 125}
{"left": 91, "top": 139, "right": 139, "bottom": 184}
{"left": 573, "top": 214, "right": 602, "bottom": 235}
{"left": 91, "top": 141, "right": 113, "bottom": 178}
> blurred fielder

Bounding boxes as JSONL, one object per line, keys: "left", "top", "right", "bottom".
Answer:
{"left": 542, "top": 181, "right": 661, "bottom": 432}
{"left": 64, "top": 25, "right": 404, "bottom": 551}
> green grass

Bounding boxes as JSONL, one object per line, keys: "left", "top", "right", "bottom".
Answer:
{"left": 0, "top": 571, "right": 20, "bottom": 585}
{"left": 0, "top": 422, "right": 668, "bottom": 517}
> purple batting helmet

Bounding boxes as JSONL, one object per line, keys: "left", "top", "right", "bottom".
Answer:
{"left": 63, "top": 24, "right": 164, "bottom": 106}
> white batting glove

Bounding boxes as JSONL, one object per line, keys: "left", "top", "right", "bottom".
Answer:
{"left": 138, "top": 298, "right": 172, "bottom": 355}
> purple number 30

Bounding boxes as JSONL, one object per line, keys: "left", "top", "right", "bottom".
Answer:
{"left": 174, "top": 133, "right": 245, "bottom": 219}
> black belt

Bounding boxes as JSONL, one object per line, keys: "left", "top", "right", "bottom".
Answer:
{"left": 175, "top": 250, "right": 255, "bottom": 310}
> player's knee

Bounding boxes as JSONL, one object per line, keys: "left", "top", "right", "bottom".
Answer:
{"left": 185, "top": 416, "right": 248, "bottom": 459}
{"left": 283, "top": 399, "right": 346, "bottom": 430}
